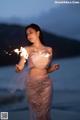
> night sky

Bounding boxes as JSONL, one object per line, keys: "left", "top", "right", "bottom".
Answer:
{"left": 0, "top": 0, "right": 80, "bottom": 40}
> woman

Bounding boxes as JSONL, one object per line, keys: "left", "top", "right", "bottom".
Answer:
{"left": 16, "top": 23, "right": 60, "bottom": 120}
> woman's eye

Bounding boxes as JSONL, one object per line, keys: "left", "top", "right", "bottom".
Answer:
{"left": 28, "top": 32, "right": 33, "bottom": 35}
{"left": 30, "top": 32, "right": 32, "bottom": 34}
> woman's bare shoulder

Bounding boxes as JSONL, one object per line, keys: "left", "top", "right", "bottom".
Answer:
{"left": 45, "top": 46, "right": 53, "bottom": 53}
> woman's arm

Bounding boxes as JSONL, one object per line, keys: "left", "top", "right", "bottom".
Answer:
{"left": 16, "top": 56, "right": 26, "bottom": 72}
{"left": 47, "top": 64, "right": 60, "bottom": 73}
{"left": 15, "top": 47, "right": 29, "bottom": 72}
{"left": 47, "top": 47, "right": 60, "bottom": 73}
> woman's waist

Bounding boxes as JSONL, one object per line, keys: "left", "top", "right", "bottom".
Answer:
{"left": 28, "top": 67, "right": 48, "bottom": 78}
{"left": 29, "top": 67, "right": 47, "bottom": 72}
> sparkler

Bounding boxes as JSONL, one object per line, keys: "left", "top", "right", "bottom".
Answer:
{"left": 14, "top": 46, "right": 28, "bottom": 59}
{"left": 1, "top": 47, "right": 28, "bottom": 60}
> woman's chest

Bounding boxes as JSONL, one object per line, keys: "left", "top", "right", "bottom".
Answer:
{"left": 28, "top": 48, "right": 52, "bottom": 69}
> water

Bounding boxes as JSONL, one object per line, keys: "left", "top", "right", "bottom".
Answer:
{"left": 0, "top": 57, "right": 80, "bottom": 120}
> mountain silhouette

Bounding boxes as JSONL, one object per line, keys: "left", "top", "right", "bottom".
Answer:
{"left": 0, "top": 23, "right": 80, "bottom": 66}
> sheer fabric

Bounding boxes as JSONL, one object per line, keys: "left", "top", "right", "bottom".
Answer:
{"left": 18, "top": 47, "right": 53, "bottom": 120}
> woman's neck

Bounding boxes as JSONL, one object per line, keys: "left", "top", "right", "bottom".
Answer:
{"left": 32, "top": 40, "right": 44, "bottom": 49}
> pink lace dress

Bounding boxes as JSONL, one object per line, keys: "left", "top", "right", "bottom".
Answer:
{"left": 20, "top": 47, "right": 53, "bottom": 120}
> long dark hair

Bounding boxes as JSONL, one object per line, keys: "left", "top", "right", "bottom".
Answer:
{"left": 25, "top": 23, "right": 45, "bottom": 45}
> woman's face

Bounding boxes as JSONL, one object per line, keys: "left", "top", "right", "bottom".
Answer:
{"left": 26, "top": 27, "right": 40, "bottom": 43}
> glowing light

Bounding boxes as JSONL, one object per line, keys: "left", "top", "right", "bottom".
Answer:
{"left": 0, "top": 46, "right": 28, "bottom": 59}
{"left": 14, "top": 46, "right": 28, "bottom": 59}
{"left": 14, "top": 49, "right": 20, "bottom": 54}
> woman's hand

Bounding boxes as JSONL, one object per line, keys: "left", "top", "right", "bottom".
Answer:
{"left": 16, "top": 64, "right": 23, "bottom": 72}
{"left": 52, "top": 64, "right": 60, "bottom": 71}
{"left": 47, "top": 64, "right": 60, "bottom": 73}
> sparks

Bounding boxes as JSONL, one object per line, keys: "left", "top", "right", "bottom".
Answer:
{"left": 14, "top": 49, "right": 20, "bottom": 54}
{"left": 14, "top": 46, "right": 28, "bottom": 59}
